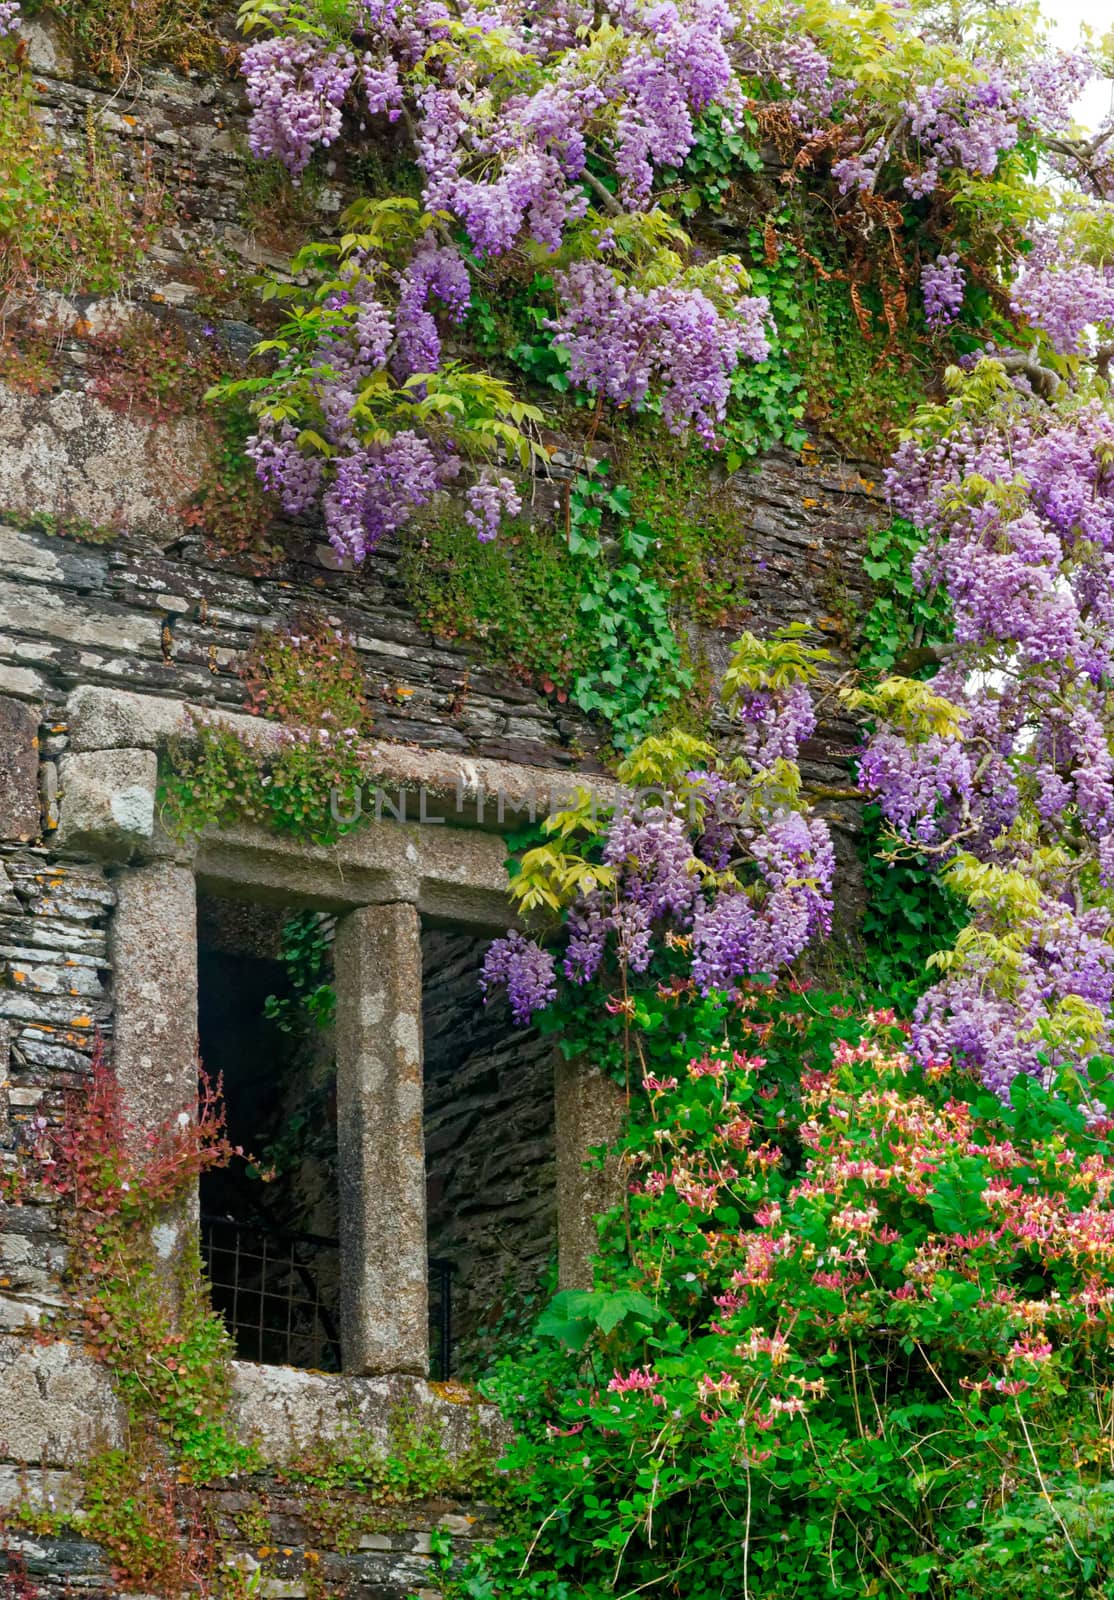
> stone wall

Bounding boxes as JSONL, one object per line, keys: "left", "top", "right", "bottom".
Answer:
{"left": 5, "top": 1495, "right": 500, "bottom": 1600}
{"left": 0, "top": 13, "right": 886, "bottom": 1594}
{"left": 422, "top": 928, "right": 556, "bottom": 1355}
{"left": 0, "top": 1354, "right": 507, "bottom": 1600}
{"left": 0, "top": 838, "right": 512, "bottom": 1598}
{"left": 3, "top": 14, "right": 883, "bottom": 771}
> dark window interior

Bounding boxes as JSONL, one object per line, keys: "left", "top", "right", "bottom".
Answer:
{"left": 196, "top": 895, "right": 341, "bottom": 1371}
{"left": 193, "top": 897, "right": 551, "bottom": 1377}
{"left": 422, "top": 923, "right": 557, "bottom": 1376}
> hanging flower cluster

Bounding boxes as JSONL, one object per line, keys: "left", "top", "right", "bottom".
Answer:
{"left": 855, "top": 350, "right": 1114, "bottom": 1098}
{"left": 482, "top": 634, "right": 836, "bottom": 1027}
{"left": 225, "top": 0, "right": 1104, "bottom": 560}
{"left": 226, "top": 0, "right": 778, "bottom": 560}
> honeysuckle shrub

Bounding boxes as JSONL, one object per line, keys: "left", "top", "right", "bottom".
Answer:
{"left": 460, "top": 991, "right": 1114, "bottom": 1600}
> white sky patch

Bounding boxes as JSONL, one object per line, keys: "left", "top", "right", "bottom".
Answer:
{"left": 1041, "top": 0, "right": 1114, "bottom": 132}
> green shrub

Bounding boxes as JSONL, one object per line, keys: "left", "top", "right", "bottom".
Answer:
{"left": 456, "top": 989, "right": 1114, "bottom": 1600}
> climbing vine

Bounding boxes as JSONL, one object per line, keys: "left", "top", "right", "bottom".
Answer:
{"left": 9, "top": 0, "right": 1114, "bottom": 1593}
{"left": 40, "top": 1042, "right": 254, "bottom": 1481}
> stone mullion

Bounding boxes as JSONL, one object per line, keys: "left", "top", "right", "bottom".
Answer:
{"left": 334, "top": 901, "right": 429, "bottom": 1376}
{"left": 554, "top": 1055, "right": 628, "bottom": 1292}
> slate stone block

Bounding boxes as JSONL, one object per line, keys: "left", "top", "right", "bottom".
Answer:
{"left": 0, "top": 697, "right": 40, "bottom": 844}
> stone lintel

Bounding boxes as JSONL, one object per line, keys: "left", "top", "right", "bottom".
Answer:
{"left": 65, "top": 685, "right": 614, "bottom": 837}
{"left": 554, "top": 1056, "right": 628, "bottom": 1292}
{"left": 334, "top": 902, "right": 429, "bottom": 1377}
{"left": 194, "top": 818, "right": 513, "bottom": 931}
{"left": 66, "top": 683, "right": 193, "bottom": 754}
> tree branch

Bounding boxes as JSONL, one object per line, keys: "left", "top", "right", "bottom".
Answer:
{"left": 581, "top": 168, "right": 623, "bottom": 217}
{"left": 998, "top": 351, "right": 1061, "bottom": 400}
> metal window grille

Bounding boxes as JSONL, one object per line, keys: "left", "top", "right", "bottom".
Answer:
{"left": 201, "top": 1214, "right": 342, "bottom": 1371}
{"left": 201, "top": 1215, "right": 455, "bottom": 1377}
{"left": 429, "top": 1257, "right": 455, "bottom": 1381}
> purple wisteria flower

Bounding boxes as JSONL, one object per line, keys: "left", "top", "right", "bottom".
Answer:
{"left": 550, "top": 262, "right": 769, "bottom": 444}
{"left": 921, "top": 253, "right": 964, "bottom": 330}
{"left": 481, "top": 931, "right": 557, "bottom": 1025}
{"left": 487, "top": 778, "right": 835, "bottom": 1021}
{"left": 465, "top": 473, "right": 522, "bottom": 542}
{"left": 242, "top": 37, "right": 358, "bottom": 178}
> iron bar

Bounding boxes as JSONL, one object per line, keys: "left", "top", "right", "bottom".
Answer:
{"left": 200, "top": 1215, "right": 454, "bottom": 1377}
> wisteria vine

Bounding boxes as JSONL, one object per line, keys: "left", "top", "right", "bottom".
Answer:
{"left": 225, "top": 0, "right": 1114, "bottom": 1103}
{"left": 225, "top": 0, "right": 1107, "bottom": 563}
{"left": 481, "top": 648, "right": 835, "bottom": 1027}
{"left": 854, "top": 355, "right": 1114, "bottom": 1102}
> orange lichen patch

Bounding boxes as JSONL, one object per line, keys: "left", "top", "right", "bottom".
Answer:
{"left": 11, "top": 972, "right": 25, "bottom": 984}
{"left": 428, "top": 1380, "right": 479, "bottom": 1404}
{"left": 71, "top": 1015, "right": 93, "bottom": 1029}
{"left": 802, "top": 498, "right": 818, "bottom": 508}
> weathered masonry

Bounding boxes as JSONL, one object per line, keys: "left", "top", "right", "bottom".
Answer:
{"left": 0, "top": 20, "right": 882, "bottom": 1590}
{"left": 0, "top": 681, "right": 629, "bottom": 1596}
{"left": 0, "top": 464, "right": 881, "bottom": 1597}
{"left": 55, "top": 685, "right": 624, "bottom": 1376}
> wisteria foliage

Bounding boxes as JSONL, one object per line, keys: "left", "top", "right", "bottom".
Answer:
{"left": 230, "top": 0, "right": 1114, "bottom": 1103}
{"left": 857, "top": 358, "right": 1114, "bottom": 1102}
{"left": 227, "top": 0, "right": 1106, "bottom": 562}
{"left": 482, "top": 649, "right": 835, "bottom": 1024}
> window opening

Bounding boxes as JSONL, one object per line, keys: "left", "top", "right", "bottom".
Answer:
{"left": 422, "top": 923, "right": 557, "bottom": 1377}
{"left": 196, "top": 893, "right": 457, "bottom": 1377}
{"left": 196, "top": 895, "right": 341, "bottom": 1370}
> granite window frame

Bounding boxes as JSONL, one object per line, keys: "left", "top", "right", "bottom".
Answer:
{"left": 107, "top": 821, "right": 522, "bottom": 1377}
{"left": 59, "top": 689, "right": 622, "bottom": 1378}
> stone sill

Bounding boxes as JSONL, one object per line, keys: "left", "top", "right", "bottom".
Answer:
{"left": 0, "top": 1334, "right": 507, "bottom": 1472}
{"left": 228, "top": 1361, "right": 510, "bottom": 1465}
